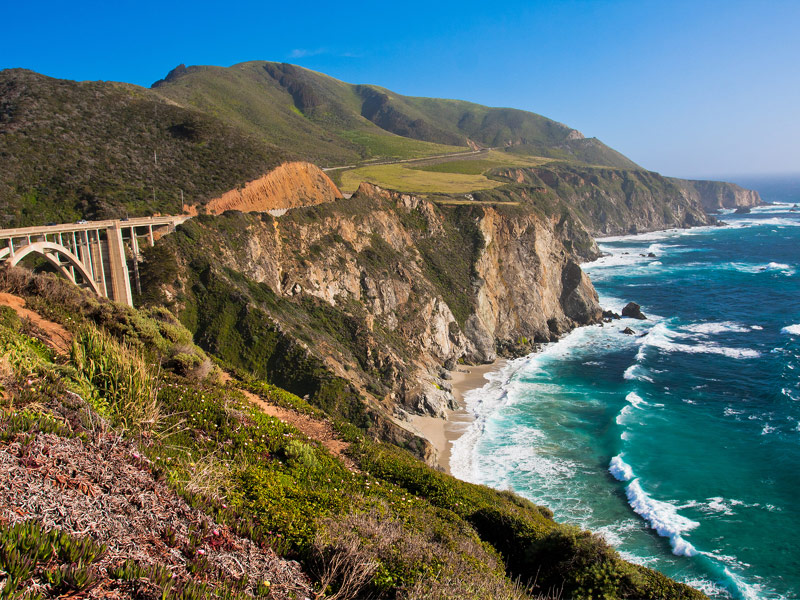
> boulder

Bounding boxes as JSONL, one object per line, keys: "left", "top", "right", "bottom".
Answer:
{"left": 622, "top": 327, "right": 635, "bottom": 335}
{"left": 622, "top": 302, "right": 647, "bottom": 320}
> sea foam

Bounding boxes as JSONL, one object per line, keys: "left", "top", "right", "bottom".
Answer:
{"left": 625, "top": 479, "right": 699, "bottom": 557}
{"left": 609, "top": 454, "right": 634, "bottom": 481}
{"left": 781, "top": 324, "right": 800, "bottom": 335}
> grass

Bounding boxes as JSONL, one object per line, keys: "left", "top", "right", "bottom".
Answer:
{"left": 337, "top": 130, "right": 465, "bottom": 161}
{"left": 339, "top": 149, "right": 552, "bottom": 194}
{"left": 340, "top": 164, "right": 505, "bottom": 194}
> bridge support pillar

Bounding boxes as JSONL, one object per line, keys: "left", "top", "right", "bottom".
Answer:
{"left": 106, "top": 226, "right": 133, "bottom": 307}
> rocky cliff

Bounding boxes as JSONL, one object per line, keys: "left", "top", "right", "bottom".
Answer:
{"left": 186, "top": 161, "right": 342, "bottom": 215}
{"left": 672, "top": 178, "right": 763, "bottom": 211}
{"left": 141, "top": 184, "right": 601, "bottom": 452}
{"left": 482, "top": 165, "right": 716, "bottom": 238}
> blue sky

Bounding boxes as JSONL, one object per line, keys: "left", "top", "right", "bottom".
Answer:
{"left": 2, "top": 0, "right": 798, "bottom": 178}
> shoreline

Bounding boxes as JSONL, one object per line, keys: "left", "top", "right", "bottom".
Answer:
{"left": 411, "top": 360, "right": 505, "bottom": 474}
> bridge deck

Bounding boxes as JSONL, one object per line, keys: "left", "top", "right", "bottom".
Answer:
{"left": 0, "top": 215, "right": 191, "bottom": 240}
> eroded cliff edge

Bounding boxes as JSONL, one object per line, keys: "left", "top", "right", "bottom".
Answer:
{"left": 140, "top": 183, "right": 601, "bottom": 455}
{"left": 185, "top": 161, "right": 342, "bottom": 215}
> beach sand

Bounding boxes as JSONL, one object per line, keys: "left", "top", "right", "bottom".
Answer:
{"left": 411, "top": 360, "right": 505, "bottom": 474}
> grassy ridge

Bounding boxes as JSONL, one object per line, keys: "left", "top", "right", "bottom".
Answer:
{"left": 152, "top": 61, "right": 641, "bottom": 170}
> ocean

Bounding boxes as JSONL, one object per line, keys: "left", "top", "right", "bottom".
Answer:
{"left": 450, "top": 179, "right": 800, "bottom": 599}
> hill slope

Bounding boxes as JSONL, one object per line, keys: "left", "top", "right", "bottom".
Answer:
{"left": 152, "top": 61, "right": 640, "bottom": 169}
{"left": 0, "top": 69, "right": 289, "bottom": 226}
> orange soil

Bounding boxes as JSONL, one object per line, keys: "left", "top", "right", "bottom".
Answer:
{"left": 185, "top": 161, "right": 342, "bottom": 216}
{"left": 0, "top": 293, "right": 72, "bottom": 355}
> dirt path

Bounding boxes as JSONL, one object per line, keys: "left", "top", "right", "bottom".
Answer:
{"left": 220, "top": 373, "right": 357, "bottom": 471}
{"left": 0, "top": 292, "right": 72, "bottom": 354}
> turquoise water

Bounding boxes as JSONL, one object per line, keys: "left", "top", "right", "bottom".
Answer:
{"left": 451, "top": 190, "right": 800, "bottom": 599}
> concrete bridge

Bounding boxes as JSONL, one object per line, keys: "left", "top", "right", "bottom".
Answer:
{"left": 0, "top": 216, "right": 190, "bottom": 307}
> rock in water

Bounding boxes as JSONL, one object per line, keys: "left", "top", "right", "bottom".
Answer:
{"left": 734, "top": 206, "right": 751, "bottom": 214}
{"left": 622, "top": 302, "right": 647, "bottom": 320}
{"left": 622, "top": 327, "right": 635, "bottom": 335}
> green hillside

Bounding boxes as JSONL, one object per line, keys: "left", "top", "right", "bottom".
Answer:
{"left": 152, "top": 61, "right": 640, "bottom": 169}
{"left": 0, "top": 69, "right": 288, "bottom": 227}
{"left": 0, "top": 62, "right": 645, "bottom": 228}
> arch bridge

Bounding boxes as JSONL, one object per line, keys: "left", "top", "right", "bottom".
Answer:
{"left": 0, "top": 216, "right": 190, "bottom": 307}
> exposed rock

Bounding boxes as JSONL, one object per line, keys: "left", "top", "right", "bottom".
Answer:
{"left": 622, "top": 327, "right": 635, "bottom": 335}
{"left": 622, "top": 302, "right": 647, "bottom": 320}
{"left": 602, "top": 309, "right": 621, "bottom": 320}
{"left": 673, "top": 178, "right": 762, "bottom": 211}
{"left": 188, "top": 161, "right": 342, "bottom": 215}
{"left": 734, "top": 206, "right": 751, "bottom": 214}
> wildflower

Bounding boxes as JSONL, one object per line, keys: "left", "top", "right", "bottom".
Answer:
{"left": 197, "top": 548, "right": 206, "bottom": 555}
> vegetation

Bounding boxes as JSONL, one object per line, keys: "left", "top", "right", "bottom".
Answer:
{"left": 1, "top": 62, "right": 644, "bottom": 226}
{"left": 0, "top": 266, "right": 706, "bottom": 599}
{"left": 0, "top": 69, "right": 288, "bottom": 227}
{"left": 339, "top": 162, "right": 506, "bottom": 194}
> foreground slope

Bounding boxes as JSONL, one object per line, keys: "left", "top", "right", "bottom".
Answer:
{"left": 0, "top": 267, "right": 706, "bottom": 600}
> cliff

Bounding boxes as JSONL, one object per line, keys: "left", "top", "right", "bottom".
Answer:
{"left": 672, "top": 178, "right": 763, "bottom": 211}
{"left": 482, "top": 165, "right": 716, "bottom": 238}
{"left": 140, "top": 185, "right": 601, "bottom": 442}
{"left": 187, "top": 161, "right": 342, "bottom": 215}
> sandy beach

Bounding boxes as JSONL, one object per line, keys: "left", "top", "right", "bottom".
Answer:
{"left": 411, "top": 360, "right": 505, "bottom": 474}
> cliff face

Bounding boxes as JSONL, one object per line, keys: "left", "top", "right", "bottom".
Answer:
{"left": 186, "top": 161, "right": 342, "bottom": 215}
{"left": 144, "top": 185, "right": 601, "bottom": 440}
{"left": 484, "top": 165, "right": 716, "bottom": 237}
{"left": 672, "top": 178, "right": 763, "bottom": 211}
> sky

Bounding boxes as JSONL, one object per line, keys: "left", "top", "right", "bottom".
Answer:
{"left": 2, "top": 0, "right": 798, "bottom": 179}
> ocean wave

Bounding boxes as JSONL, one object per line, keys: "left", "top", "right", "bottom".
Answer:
{"left": 625, "top": 479, "right": 700, "bottom": 557}
{"left": 726, "top": 261, "right": 796, "bottom": 275}
{"left": 684, "top": 321, "right": 751, "bottom": 335}
{"left": 615, "top": 405, "right": 634, "bottom": 425}
{"left": 624, "top": 364, "right": 654, "bottom": 382}
{"left": 609, "top": 454, "right": 634, "bottom": 481}
{"left": 641, "top": 322, "right": 761, "bottom": 359}
{"left": 683, "top": 578, "right": 734, "bottom": 599}
{"left": 781, "top": 324, "right": 800, "bottom": 335}
{"left": 722, "top": 568, "right": 782, "bottom": 600}
{"left": 626, "top": 391, "right": 646, "bottom": 408}
{"left": 733, "top": 216, "right": 800, "bottom": 228}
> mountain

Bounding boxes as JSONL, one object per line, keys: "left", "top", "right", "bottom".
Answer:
{"left": 151, "top": 61, "right": 640, "bottom": 169}
{"left": 0, "top": 62, "right": 652, "bottom": 227}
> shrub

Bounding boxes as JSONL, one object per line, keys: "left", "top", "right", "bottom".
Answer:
{"left": 70, "top": 326, "right": 160, "bottom": 431}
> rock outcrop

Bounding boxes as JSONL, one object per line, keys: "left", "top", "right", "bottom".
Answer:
{"left": 484, "top": 165, "right": 716, "bottom": 238}
{"left": 147, "top": 183, "right": 602, "bottom": 439}
{"left": 672, "top": 178, "right": 762, "bottom": 211}
{"left": 187, "top": 161, "right": 342, "bottom": 216}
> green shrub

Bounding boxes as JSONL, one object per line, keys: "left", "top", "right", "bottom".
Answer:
{"left": 70, "top": 326, "right": 160, "bottom": 431}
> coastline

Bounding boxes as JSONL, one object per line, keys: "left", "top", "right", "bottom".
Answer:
{"left": 411, "top": 360, "right": 505, "bottom": 474}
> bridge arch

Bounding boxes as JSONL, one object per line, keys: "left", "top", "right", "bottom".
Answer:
{"left": 8, "top": 241, "right": 102, "bottom": 296}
